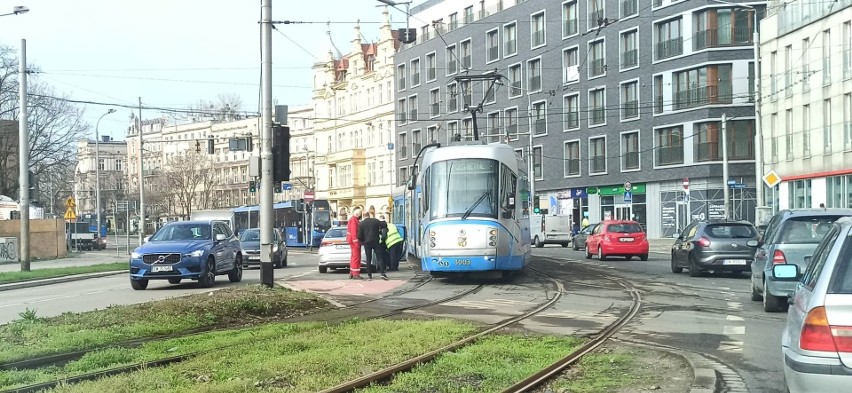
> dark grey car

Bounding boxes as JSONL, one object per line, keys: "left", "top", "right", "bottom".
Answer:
{"left": 671, "top": 220, "right": 759, "bottom": 277}
{"left": 239, "top": 228, "right": 288, "bottom": 268}
{"left": 572, "top": 223, "right": 598, "bottom": 251}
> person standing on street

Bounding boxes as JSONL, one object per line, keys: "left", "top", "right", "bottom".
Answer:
{"left": 358, "top": 212, "right": 387, "bottom": 280}
{"left": 383, "top": 216, "right": 404, "bottom": 271}
{"left": 346, "top": 207, "right": 363, "bottom": 279}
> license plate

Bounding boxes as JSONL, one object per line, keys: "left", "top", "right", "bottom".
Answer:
{"left": 247, "top": 256, "right": 260, "bottom": 261}
{"left": 620, "top": 238, "right": 634, "bottom": 242}
{"left": 336, "top": 245, "right": 348, "bottom": 249}
{"left": 723, "top": 259, "right": 747, "bottom": 265}
{"left": 152, "top": 265, "right": 173, "bottom": 272}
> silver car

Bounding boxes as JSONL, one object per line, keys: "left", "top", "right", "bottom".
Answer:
{"left": 317, "top": 226, "right": 368, "bottom": 273}
{"left": 751, "top": 208, "right": 852, "bottom": 312}
{"left": 777, "top": 216, "right": 852, "bottom": 393}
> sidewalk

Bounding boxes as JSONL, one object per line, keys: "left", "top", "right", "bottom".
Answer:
{"left": 0, "top": 252, "right": 125, "bottom": 273}
{"left": 647, "top": 238, "right": 675, "bottom": 254}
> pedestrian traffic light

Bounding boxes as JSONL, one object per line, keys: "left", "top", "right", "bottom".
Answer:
{"left": 272, "top": 125, "right": 290, "bottom": 182}
{"left": 207, "top": 136, "right": 214, "bottom": 154}
{"left": 246, "top": 136, "right": 253, "bottom": 152}
{"left": 273, "top": 182, "right": 281, "bottom": 193}
{"left": 249, "top": 180, "right": 256, "bottom": 193}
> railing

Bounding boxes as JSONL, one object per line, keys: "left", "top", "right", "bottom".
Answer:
{"left": 655, "top": 94, "right": 664, "bottom": 114}
{"left": 411, "top": 72, "right": 420, "bottom": 86}
{"left": 655, "top": 36, "right": 683, "bottom": 60}
{"left": 532, "top": 30, "right": 545, "bottom": 46}
{"left": 464, "top": 13, "right": 473, "bottom": 25}
{"left": 398, "top": 111, "right": 407, "bottom": 123}
{"left": 591, "top": 156, "right": 606, "bottom": 173}
{"left": 507, "top": 124, "right": 518, "bottom": 137}
{"left": 566, "top": 159, "right": 580, "bottom": 175}
{"left": 693, "top": 27, "right": 752, "bottom": 50}
{"left": 448, "top": 61, "right": 457, "bottom": 75}
{"left": 621, "top": 0, "right": 637, "bottom": 17}
{"left": 462, "top": 55, "right": 471, "bottom": 69}
{"left": 623, "top": 100, "right": 639, "bottom": 119}
{"left": 564, "top": 112, "right": 579, "bottom": 129}
{"left": 590, "top": 58, "right": 605, "bottom": 77}
{"left": 510, "top": 81, "right": 522, "bottom": 96}
{"left": 673, "top": 85, "right": 733, "bottom": 110}
{"left": 505, "top": 39, "right": 516, "bottom": 54}
{"left": 591, "top": 108, "right": 606, "bottom": 125}
{"left": 480, "top": 0, "right": 504, "bottom": 19}
{"left": 621, "top": 49, "right": 638, "bottom": 68}
{"left": 653, "top": 0, "right": 662, "bottom": 6}
{"left": 431, "top": 103, "right": 439, "bottom": 117}
{"left": 413, "top": 142, "right": 421, "bottom": 154}
{"left": 694, "top": 141, "right": 720, "bottom": 162}
{"left": 398, "top": 76, "right": 406, "bottom": 90}
{"left": 529, "top": 75, "right": 541, "bottom": 91}
{"left": 449, "top": 20, "right": 458, "bottom": 31}
{"left": 408, "top": 109, "right": 417, "bottom": 122}
{"left": 534, "top": 119, "right": 546, "bottom": 135}
{"left": 488, "top": 46, "right": 499, "bottom": 61}
{"left": 448, "top": 97, "right": 457, "bottom": 112}
{"left": 427, "top": 67, "right": 436, "bottom": 81}
{"left": 623, "top": 151, "right": 639, "bottom": 169}
{"left": 655, "top": 145, "right": 683, "bottom": 165}
{"left": 399, "top": 145, "right": 407, "bottom": 158}
{"left": 563, "top": 19, "right": 577, "bottom": 36}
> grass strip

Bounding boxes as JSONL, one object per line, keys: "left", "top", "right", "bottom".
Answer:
{"left": 0, "top": 286, "right": 330, "bottom": 364}
{"left": 36, "top": 319, "right": 478, "bottom": 393}
{"left": 0, "top": 263, "right": 126, "bottom": 285}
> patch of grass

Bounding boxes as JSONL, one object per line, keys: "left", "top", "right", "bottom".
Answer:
{"left": 0, "top": 262, "right": 127, "bottom": 284}
{"left": 0, "top": 286, "right": 330, "bottom": 364}
{"left": 548, "top": 351, "right": 650, "bottom": 393}
{"left": 39, "top": 319, "right": 478, "bottom": 393}
{"left": 359, "top": 334, "right": 584, "bottom": 393}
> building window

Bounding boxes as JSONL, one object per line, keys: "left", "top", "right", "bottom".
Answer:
{"left": 412, "top": 129, "right": 421, "bottom": 156}
{"left": 460, "top": 80, "right": 472, "bottom": 108}
{"left": 825, "top": 99, "right": 832, "bottom": 152}
{"left": 564, "top": 140, "right": 580, "bottom": 176}
{"left": 504, "top": 22, "right": 517, "bottom": 56}
{"left": 692, "top": 8, "right": 752, "bottom": 50}
{"left": 654, "top": 75, "right": 663, "bottom": 114}
{"left": 788, "top": 179, "right": 812, "bottom": 209}
{"left": 410, "top": 58, "right": 421, "bottom": 87}
{"left": 770, "top": 51, "right": 778, "bottom": 96}
{"left": 421, "top": 25, "right": 431, "bottom": 43}
{"left": 748, "top": 62, "right": 755, "bottom": 102}
{"left": 563, "top": 1, "right": 578, "bottom": 37}
{"left": 505, "top": 108, "right": 518, "bottom": 140}
{"left": 563, "top": 94, "right": 580, "bottom": 130}
{"left": 655, "top": 18, "right": 683, "bottom": 60}
{"left": 786, "top": 109, "right": 794, "bottom": 159}
{"left": 484, "top": 82, "right": 496, "bottom": 104}
{"left": 655, "top": 126, "right": 684, "bottom": 166}
{"left": 447, "top": 82, "right": 458, "bottom": 112}
{"left": 460, "top": 39, "right": 472, "bottom": 70}
{"left": 397, "top": 99, "right": 407, "bottom": 123}
{"left": 845, "top": 94, "right": 852, "bottom": 150}
{"left": 621, "top": 0, "right": 637, "bottom": 18}
{"left": 824, "top": 29, "right": 832, "bottom": 85}
{"left": 770, "top": 113, "right": 778, "bottom": 162}
{"left": 464, "top": 6, "right": 473, "bottom": 25}
{"left": 621, "top": 81, "right": 639, "bottom": 120}
{"left": 620, "top": 29, "right": 638, "bottom": 69}
{"left": 532, "top": 101, "right": 546, "bottom": 135}
{"left": 426, "top": 52, "right": 436, "bottom": 82}
{"left": 398, "top": 133, "right": 408, "bottom": 159}
{"left": 447, "top": 121, "right": 458, "bottom": 143}
{"left": 802, "top": 38, "right": 810, "bottom": 92}
{"left": 430, "top": 88, "right": 440, "bottom": 117}
{"left": 588, "top": 0, "right": 605, "bottom": 30}
{"left": 397, "top": 64, "right": 406, "bottom": 90}
{"left": 527, "top": 58, "right": 542, "bottom": 92}
{"left": 785, "top": 45, "right": 793, "bottom": 96}
{"left": 589, "top": 136, "right": 606, "bottom": 174}
{"left": 589, "top": 88, "right": 606, "bottom": 126}
{"left": 462, "top": 118, "right": 473, "bottom": 141}
{"left": 673, "top": 64, "right": 733, "bottom": 109}
{"left": 98, "top": 159, "right": 105, "bottom": 171}
{"left": 508, "top": 64, "right": 522, "bottom": 97}
{"left": 844, "top": 22, "right": 852, "bottom": 79}
{"left": 408, "top": 95, "right": 418, "bottom": 123}
{"left": 487, "top": 111, "right": 501, "bottom": 143}
{"left": 562, "top": 47, "right": 579, "bottom": 83}
{"left": 487, "top": 29, "right": 499, "bottom": 62}
{"left": 448, "top": 12, "right": 458, "bottom": 31}
{"left": 803, "top": 104, "right": 811, "bottom": 157}
{"left": 427, "top": 126, "right": 437, "bottom": 144}
{"left": 398, "top": 166, "right": 408, "bottom": 187}
{"left": 622, "top": 131, "right": 639, "bottom": 170}
{"left": 585, "top": 43, "right": 605, "bottom": 81}
{"left": 533, "top": 146, "right": 543, "bottom": 179}
{"left": 531, "top": 11, "right": 546, "bottom": 47}
{"left": 446, "top": 45, "right": 458, "bottom": 75}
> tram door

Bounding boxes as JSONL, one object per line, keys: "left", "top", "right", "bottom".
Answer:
{"left": 614, "top": 204, "right": 633, "bottom": 220}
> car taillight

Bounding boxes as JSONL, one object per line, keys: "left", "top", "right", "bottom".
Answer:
{"left": 772, "top": 250, "right": 787, "bottom": 264}
{"left": 320, "top": 241, "right": 333, "bottom": 247}
{"left": 801, "top": 307, "right": 839, "bottom": 352}
{"left": 697, "top": 237, "right": 711, "bottom": 247}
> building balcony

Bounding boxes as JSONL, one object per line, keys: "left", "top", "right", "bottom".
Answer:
{"left": 328, "top": 185, "right": 367, "bottom": 201}
{"left": 655, "top": 37, "right": 683, "bottom": 60}
{"left": 326, "top": 149, "right": 366, "bottom": 165}
{"left": 692, "top": 27, "right": 752, "bottom": 51}
{"left": 655, "top": 146, "right": 684, "bottom": 166}
{"left": 673, "top": 85, "right": 733, "bottom": 110}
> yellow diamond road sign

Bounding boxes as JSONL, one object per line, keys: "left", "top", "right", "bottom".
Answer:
{"left": 65, "top": 196, "right": 76, "bottom": 209}
{"left": 763, "top": 170, "right": 782, "bottom": 188}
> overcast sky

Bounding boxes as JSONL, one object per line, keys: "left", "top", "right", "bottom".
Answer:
{"left": 0, "top": 0, "right": 414, "bottom": 139}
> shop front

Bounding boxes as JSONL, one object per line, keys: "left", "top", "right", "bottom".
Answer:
{"left": 587, "top": 183, "right": 647, "bottom": 229}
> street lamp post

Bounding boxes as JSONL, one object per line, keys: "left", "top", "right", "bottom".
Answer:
{"left": 94, "top": 109, "right": 117, "bottom": 244}
{"left": 0, "top": 5, "right": 28, "bottom": 17}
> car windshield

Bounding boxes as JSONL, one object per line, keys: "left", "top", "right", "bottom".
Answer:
{"left": 607, "top": 223, "right": 642, "bottom": 233}
{"left": 239, "top": 229, "right": 260, "bottom": 242}
{"left": 150, "top": 223, "right": 211, "bottom": 241}
{"left": 705, "top": 224, "right": 757, "bottom": 239}
{"left": 325, "top": 228, "right": 347, "bottom": 238}
{"left": 778, "top": 216, "right": 844, "bottom": 244}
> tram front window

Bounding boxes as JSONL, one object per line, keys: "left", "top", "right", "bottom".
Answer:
{"left": 428, "top": 158, "right": 498, "bottom": 220}
{"left": 314, "top": 211, "right": 331, "bottom": 231}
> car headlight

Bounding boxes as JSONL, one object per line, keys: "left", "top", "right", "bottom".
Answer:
{"left": 187, "top": 249, "right": 204, "bottom": 257}
{"left": 272, "top": 244, "right": 278, "bottom": 252}
{"left": 131, "top": 251, "right": 141, "bottom": 259}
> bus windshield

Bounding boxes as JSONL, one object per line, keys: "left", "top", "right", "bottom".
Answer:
{"left": 314, "top": 210, "right": 331, "bottom": 231}
{"left": 428, "top": 158, "right": 498, "bottom": 220}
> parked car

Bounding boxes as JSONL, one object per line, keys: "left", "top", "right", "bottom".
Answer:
{"left": 239, "top": 228, "right": 288, "bottom": 268}
{"left": 751, "top": 208, "right": 852, "bottom": 312}
{"left": 572, "top": 223, "right": 598, "bottom": 251}
{"left": 584, "top": 220, "right": 649, "bottom": 261}
{"left": 670, "top": 220, "right": 760, "bottom": 277}
{"left": 318, "top": 226, "right": 369, "bottom": 273}
{"left": 129, "top": 220, "right": 242, "bottom": 290}
{"left": 776, "top": 216, "right": 852, "bottom": 392}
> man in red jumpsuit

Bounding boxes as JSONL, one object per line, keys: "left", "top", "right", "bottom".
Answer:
{"left": 346, "top": 206, "right": 364, "bottom": 279}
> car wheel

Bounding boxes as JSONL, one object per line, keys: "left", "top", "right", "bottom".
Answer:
{"left": 562, "top": 243, "right": 569, "bottom": 248}
{"left": 273, "top": 255, "right": 282, "bottom": 269}
{"left": 198, "top": 258, "right": 216, "bottom": 288}
{"left": 228, "top": 254, "right": 243, "bottom": 283}
{"left": 282, "top": 254, "right": 287, "bottom": 267}
{"left": 572, "top": 241, "right": 579, "bottom": 251}
{"left": 671, "top": 254, "right": 683, "bottom": 273}
{"left": 751, "top": 282, "right": 763, "bottom": 301}
{"left": 639, "top": 254, "right": 648, "bottom": 261}
{"left": 585, "top": 245, "right": 592, "bottom": 259}
{"left": 319, "top": 266, "right": 328, "bottom": 273}
{"left": 625, "top": 255, "right": 633, "bottom": 261}
{"left": 688, "top": 255, "right": 702, "bottom": 277}
{"left": 763, "top": 279, "right": 787, "bottom": 312}
{"left": 130, "top": 279, "right": 148, "bottom": 290}
{"left": 598, "top": 246, "right": 607, "bottom": 261}
{"left": 534, "top": 236, "right": 543, "bottom": 248}
{"left": 168, "top": 278, "right": 181, "bottom": 284}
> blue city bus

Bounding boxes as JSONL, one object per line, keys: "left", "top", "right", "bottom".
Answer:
{"left": 232, "top": 199, "right": 331, "bottom": 247}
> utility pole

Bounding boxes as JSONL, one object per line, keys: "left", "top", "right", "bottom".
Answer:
{"left": 19, "top": 38, "right": 29, "bottom": 272}
{"left": 138, "top": 97, "right": 145, "bottom": 244}
{"left": 722, "top": 114, "right": 730, "bottom": 219}
{"left": 751, "top": 8, "right": 766, "bottom": 221}
{"left": 259, "top": 0, "right": 274, "bottom": 287}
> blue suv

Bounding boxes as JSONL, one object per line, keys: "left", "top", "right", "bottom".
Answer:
{"left": 129, "top": 220, "right": 243, "bottom": 290}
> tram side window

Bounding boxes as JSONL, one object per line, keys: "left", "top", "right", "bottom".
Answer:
{"left": 421, "top": 167, "right": 430, "bottom": 216}
{"left": 500, "top": 164, "right": 517, "bottom": 218}
{"left": 519, "top": 174, "right": 530, "bottom": 218}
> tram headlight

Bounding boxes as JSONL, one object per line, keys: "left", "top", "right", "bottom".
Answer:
{"left": 488, "top": 227, "right": 498, "bottom": 247}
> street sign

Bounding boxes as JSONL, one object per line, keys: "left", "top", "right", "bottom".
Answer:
{"left": 282, "top": 182, "right": 292, "bottom": 191}
{"left": 682, "top": 178, "right": 689, "bottom": 190}
{"left": 64, "top": 207, "right": 76, "bottom": 221}
{"left": 624, "top": 181, "right": 632, "bottom": 192}
{"left": 304, "top": 189, "right": 315, "bottom": 203}
{"left": 65, "top": 196, "right": 76, "bottom": 209}
{"left": 624, "top": 191, "right": 633, "bottom": 204}
{"left": 731, "top": 183, "right": 747, "bottom": 189}
{"left": 763, "top": 170, "right": 782, "bottom": 188}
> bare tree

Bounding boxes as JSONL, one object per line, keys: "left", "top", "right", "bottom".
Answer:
{"left": 180, "top": 93, "right": 246, "bottom": 123}
{"left": 199, "top": 160, "right": 217, "bottom": 210}
{"left": 161, "top": 153, "right": 213, "bottom": 219}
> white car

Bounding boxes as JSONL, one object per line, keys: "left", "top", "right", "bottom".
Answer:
{"left": 318, "top": 226, "right": 369, "bottom": 273}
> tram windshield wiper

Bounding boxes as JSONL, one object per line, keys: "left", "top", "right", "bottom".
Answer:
{"left": 461, "top": 191, "right": 490, "bottom": 220}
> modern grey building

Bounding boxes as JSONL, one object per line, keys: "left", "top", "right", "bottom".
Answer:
{"left": 393, "top": 0, "right": 763, "bottom": 238}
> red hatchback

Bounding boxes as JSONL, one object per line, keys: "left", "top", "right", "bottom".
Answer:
{"left": 585, "top": 220, "right": 649, "bottom": 261}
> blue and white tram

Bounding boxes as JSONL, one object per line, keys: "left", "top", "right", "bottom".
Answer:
{"left": 413, "top": 143, "right": 531, "bottom": 276}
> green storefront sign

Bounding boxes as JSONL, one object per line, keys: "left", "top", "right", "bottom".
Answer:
{"left": 586, "top": 183, "right": 646, "bottom": 196}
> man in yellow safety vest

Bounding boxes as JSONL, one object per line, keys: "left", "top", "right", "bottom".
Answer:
{"left": 383, "top": 216, "right": 404, "bottom": 271}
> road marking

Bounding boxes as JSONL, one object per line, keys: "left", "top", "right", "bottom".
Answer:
{"left": 726, "top": 315, "right": 744, "bottom": 322}
{"left": 717, "top": 341, "right": 744, "bottom": 353}
{"left": 723, "top": 325, "right": 745, "bottom": 335}
{"left": 727, "top": 301, "right": 742, "bottom": 310}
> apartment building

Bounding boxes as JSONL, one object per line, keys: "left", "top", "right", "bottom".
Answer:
{"left": 311, "top": 10, "right": 400, "bottom": 219}
{"left": 73, "top": 137, "right": 127, "bottom": 221}
{"left": 394, "top": 0, "right": 762, "bottom": 238}
{"left": 759, "top": 0, "right": 852, "bottom": 209}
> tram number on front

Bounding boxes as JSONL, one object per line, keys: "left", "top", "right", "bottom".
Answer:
{"left": 455, "top": 259, "right": 471, "bottom": 266}
{"left": 437, "top": 260, "right": 450, "bottom": 267}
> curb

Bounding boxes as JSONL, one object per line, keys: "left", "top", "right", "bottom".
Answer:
{"left": 275, "top": 281, "right": 348, "bottom": 308}
{"left": 613, "top": 338, "right": 718, "bottom": 393}
{"left": 0, "top": 271, "right": 126, "bottom": 292}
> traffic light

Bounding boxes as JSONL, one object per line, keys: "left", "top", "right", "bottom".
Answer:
{"left": 195, "top": 140, "right": 201, "bottom": 153}
{"left": 207, "top": 136, "right": 214, "bottom": 154}
{"left": 246, "top": 136, "right": 253, "bottom": 152}
{"left": 273, "top": 182, "right": 281, "bottom": 193}
{"left": 272, "top": 125, "right": 290, "bottom": 182}
{"left": 249, "top": 180, "right": 256, "bottom": 193}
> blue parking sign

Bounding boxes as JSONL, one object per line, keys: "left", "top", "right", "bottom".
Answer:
{"left": 624, "top": 191, "right": 633, "bottom": 204}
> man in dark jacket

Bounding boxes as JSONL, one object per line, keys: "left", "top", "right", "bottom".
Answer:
{"left": 357, "top": 212, "right": 388, "bottom": 280}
